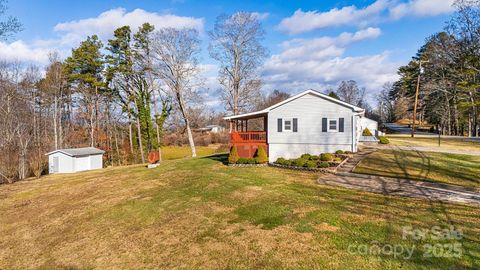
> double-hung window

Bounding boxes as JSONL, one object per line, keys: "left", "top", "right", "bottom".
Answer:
{"left": 284, "top": 119, "right": 292, "bottom": 131}
{"left": 328, "top": 119, "right": 338, "bottom": 132}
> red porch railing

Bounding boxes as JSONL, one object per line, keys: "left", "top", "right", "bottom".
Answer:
{"left": 230, "top": 132, "right": 267, "bottom": 143}
{"left": 230, "top": 132, "right": 268, "bottom": 158}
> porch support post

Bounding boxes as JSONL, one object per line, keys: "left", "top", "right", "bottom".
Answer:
{"left": 246, "top": 119, "right": 248, "bottom": 132}
{"left": 229, "top": 121, "right": 233, "bottom": 133}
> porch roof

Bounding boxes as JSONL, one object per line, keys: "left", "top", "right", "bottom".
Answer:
{"left": 223, "top": 110, "right": 268, "bottom": 121}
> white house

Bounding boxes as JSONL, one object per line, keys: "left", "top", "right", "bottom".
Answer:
{"left": 224, "top": 90, "right": 373, "bottom": 162}
{"left": 196, "top": 125, "right": 226, "bottom": 133}
{"left": 46, "top": 147, "right": 104, "bottom": 174}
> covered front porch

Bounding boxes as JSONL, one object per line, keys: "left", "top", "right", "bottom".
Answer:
{"left": 225, "top": 111, "right": 268, "bottom": 158}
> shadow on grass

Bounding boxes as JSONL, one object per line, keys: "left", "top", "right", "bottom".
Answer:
{"left": 202, "top": 153, "right": 229, "bottom": 165}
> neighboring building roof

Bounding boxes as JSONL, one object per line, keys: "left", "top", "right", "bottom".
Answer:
{"left": 224, "top": 89, "right": 365, "bottom": 120}
{"left": 46, "top": 147, "right": 105, "bottom": 157}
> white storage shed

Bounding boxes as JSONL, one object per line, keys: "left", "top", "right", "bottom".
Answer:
{"left": 46, "top": 147, "right": 104, "bottom": 174}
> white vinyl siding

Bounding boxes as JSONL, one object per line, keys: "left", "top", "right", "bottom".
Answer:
{"left": 360, "top": 117, "right": 380, "bottom": 136}
{"left": 48, "top": 152, "right": 74, "bottom": 174}
{"left": 267, "top": 93, "right": 357, "bottom": 162}
{"left": 48, "top": 153, "right": 103, "bottom": 174}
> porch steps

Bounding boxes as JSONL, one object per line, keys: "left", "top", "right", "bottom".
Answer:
{"left": 336, "top": 147, "right": 377, "bottom": 173}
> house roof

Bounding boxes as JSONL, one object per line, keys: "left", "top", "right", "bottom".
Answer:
{"left": 46, "top": 147, "right": 105, "bottom": 157}
{"left": 223, "top": 89, "right": 364, "bottom": 121}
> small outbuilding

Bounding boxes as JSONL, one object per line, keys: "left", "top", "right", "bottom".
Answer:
{"left": 360, "top": 117, "right": 382, "bottom": 136}
{"left": 46, "top": 147, "right": 104, "bottom": 174}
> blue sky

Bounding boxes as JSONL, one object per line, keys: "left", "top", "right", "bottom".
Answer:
{"left": 3, "top": 0, "right": 455, "bottom": 107}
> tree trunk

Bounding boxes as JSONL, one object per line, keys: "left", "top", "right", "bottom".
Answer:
{"left": 134, "top": 98, "right": 145, "bottom": 163}
{"left": 152, "top": 90, "right": 162, "bottom": 162}
{"left": 176, "top": 92, "right": 196, "bottom": 157}
{"left": 59, "top": 101, "right": 64, "bottom": 149}
{"left": 113, "top": 123, "right": 121, "bottom": 166}
{"left": 469, "top": 91, "right": 478, "bottom": 137}
{"left": 127, "top": 103, "right": 134, "bottom": 161}
{"left": 186, "top": 123, "right": 196, "bottom": 157}
{"left": 53, "top": 95, "right": 58, "bottom": 150}
{"left": 453, "top": 94, "right": 460, "bottom": 136}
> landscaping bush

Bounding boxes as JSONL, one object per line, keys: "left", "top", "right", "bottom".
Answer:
{"left": 293, "top": 158, "right": 307, "bottom": 167}
{"left": 344, "top": 151, "right": 353, "bottom": 155}
{"left": 335, "top": 150, "right": 344, "bottom": 155}
{"left": 318, "top": 161, "right": 329, "bottom": 168}
{"left": 304, "top": 160, "right": 317, "bottom": 168}
{"left": 255, "top": 146, "right": 268, "bottom": 164}
{"left": 247, "top": 158, "right": 257, "bottom": 164}
{"left": 310, "top": 155, "right": 320, "bottom": 160}
{"left": 362, "top": 128, "right": 373, "bottom": 136}
{"left": 301, "top": 153, "right": 312, "bottom": 160}
{"left": 228, "top": 145, "right": 240, "bottom": 164}
{"left": 237, "top": 157, "right": 249, "bottom": 164}
{"left": 320, "top": 153, "right": 333, "bottom": 161}
{"left": 379, "top": 136, "right": 390, "bottom": 144}
{"left": 275, "top": 157, "right": 287, "bottom": 165}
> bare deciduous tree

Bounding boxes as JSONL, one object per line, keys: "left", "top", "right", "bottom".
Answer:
{"left": 335, "top": 80, "right": 366, "bottom": 107}
{"left": 209, "top": 12, "right": 268, "bottom": 115}
{"left": 152, "top": 28, "right": 200, "bottom": 157}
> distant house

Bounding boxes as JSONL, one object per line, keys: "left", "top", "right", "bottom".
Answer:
{"left": 46, "top": 147, "right": 104, "bottom": 174}
{"left": 224, "top": 90, "right": 376, "bottom": 162}
{"left": 196, "top": 125, "right": 225, "bottom": 133}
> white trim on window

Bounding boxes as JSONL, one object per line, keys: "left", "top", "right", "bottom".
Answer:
{"left": 283, "top": 118, "right": 293, "bottom": 132}
{"left": 328, "top": 119, "right": 338, "bottom": 132}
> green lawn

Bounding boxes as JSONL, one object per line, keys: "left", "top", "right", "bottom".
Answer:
{"left": 354, "top": 149, "right": 480, "bottom": 189}
{"left": 0, "top": 155, "right": 479, "bottom": 269}
{"left": 388, "top": 134, "right": 480, "bottom": 152}
{"left": 161, "top": 145, "right": 223, "bottom": 160}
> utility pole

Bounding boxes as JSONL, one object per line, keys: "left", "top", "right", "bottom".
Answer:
{"left": 411, "top": 60, "right": 428, "bottom": 138}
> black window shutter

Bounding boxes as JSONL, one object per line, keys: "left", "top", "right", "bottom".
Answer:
{"left": 322, "top": 118, "right": 327, "bottom": 132}
{"left": 293, "top": 118, "right": 298, "bottom": 132}
{"left": 277, "top": 118, "right": 282, "bottom": 132}
{"left": 339, "top": 118, "right": 344, "bottom": 132}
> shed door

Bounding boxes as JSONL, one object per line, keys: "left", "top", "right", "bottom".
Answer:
{"left": 53, "top": 157, "right": 59, "bottom": 173}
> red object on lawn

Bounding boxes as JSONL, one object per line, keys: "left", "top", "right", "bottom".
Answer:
{"left": 148, "top": 151, "right": 160, "bottom": 164}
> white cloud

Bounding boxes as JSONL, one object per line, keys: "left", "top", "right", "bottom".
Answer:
{"left": 54, "top": 8, "right": 204, "bottom": 46}
{"left": 0, "top": 40, "right": 52, "bottom": 64}
{"left": 0, "top": 8, "right": 204, "bottom": 65}
{"left": 251, "top": 12, "right": 270, "bottom": 20}
{"left": 390, "top": 0, "right": 456, "bottom": 19}
{"left": 262, "top": 29, "right": 399, "bottom": 94}
{"left": 279, "top": 0, "right": 455, "bottom": 34}
{"left": 276, "top": 27, "right": 381, "bottom": 61}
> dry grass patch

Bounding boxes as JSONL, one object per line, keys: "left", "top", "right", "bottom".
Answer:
{"left": 388, "top": 134, "right": 480, "bottom": 152}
